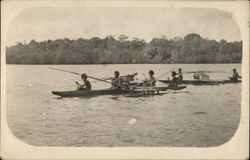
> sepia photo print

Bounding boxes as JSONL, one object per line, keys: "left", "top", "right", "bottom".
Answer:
{"left": 1, "top": 1, "right": 249, "bottom": 159}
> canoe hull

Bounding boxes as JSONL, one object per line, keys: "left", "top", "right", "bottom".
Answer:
{"left": 52, "top": 89, "right": 141, "bottom": 97}
{"left": 52, "top": 86, "right": 187, "bottom": 98}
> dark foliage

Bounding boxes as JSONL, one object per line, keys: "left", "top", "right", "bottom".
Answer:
{"left": 6, "top": 33, "right": 242, "bottom": 64}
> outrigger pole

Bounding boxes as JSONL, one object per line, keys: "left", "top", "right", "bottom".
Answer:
{"left": 49, "top": 67, "right": 112, "bottom": 84}
{"left": 88, "top": 75, "right": 112, "bottom": 84}
{"left": 157, "top": 68, "right": 175, "bottom": 79}
{"left": 49, "top": 67, "right": 80, "bottom": 75}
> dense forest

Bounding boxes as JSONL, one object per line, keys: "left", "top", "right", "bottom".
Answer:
{"left": 6, "top": 33, "right": 242, "bottom": 64}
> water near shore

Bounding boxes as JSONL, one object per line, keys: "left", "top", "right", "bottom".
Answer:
{"left": 6, "top": 64, "right": 241, "bottom": 147}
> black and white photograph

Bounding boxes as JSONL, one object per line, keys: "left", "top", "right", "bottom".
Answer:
{"left": 1, "top": 1, "right": 249, "bottom": 159}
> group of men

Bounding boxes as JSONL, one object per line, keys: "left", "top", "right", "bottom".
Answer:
{"left": 75, "top": 68, "right": 240, "bottom": 91}
{"left": 111, "top": 70, "right": 159, "bottom": 89}
{"left": 75, "top": 70, "right": 159, "bottom": 91}
{"left": 168, "top": 68, "right": 183, "bottom": 87}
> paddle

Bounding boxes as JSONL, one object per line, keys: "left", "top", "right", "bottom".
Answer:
{"left": 49, "top": 67, "right": 112, "bottom": 84}
{"left": 87, "top": 75, "right": 112, "bottom": 84}
{"left": 156, "top": 68, "right": 175, "bottom": 79}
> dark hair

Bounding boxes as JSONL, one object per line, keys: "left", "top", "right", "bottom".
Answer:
{"left": 172, "top": 71, "right": 176, "bottom": 76}
{"left": 233, "top": 68, "right": 236, "bottom": 71}
{"left": 178, "top": 68, "right": 182, "bottom": 72}
{"left": 114, "top": 71, "right": 120, "bottom": 76}
{"left": 81, "top": 73, "right": 87, "bottom": 79}
{"left": 149, "top": 70, "right": 154, "bottom": 75}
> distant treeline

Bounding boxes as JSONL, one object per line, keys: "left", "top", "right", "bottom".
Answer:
{"left": 6, "top": 33, "right": 242, "bottom": 64}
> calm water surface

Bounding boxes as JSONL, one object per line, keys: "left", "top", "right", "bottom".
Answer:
{"left": 6, "top": 64, "right": 241, "bottom": 147}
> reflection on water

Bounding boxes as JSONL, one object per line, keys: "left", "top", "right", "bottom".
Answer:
{"left": 6, "top": 64, "right": 241, "bottom": 147}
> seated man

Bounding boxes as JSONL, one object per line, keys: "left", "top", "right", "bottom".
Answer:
{"left": 76, "top": 73, "right": 91, "bottom": 91}
{"left": 148, "top": 70, "right": 157, "bottom": 86}
{"left": 169, "top": 71, "right": 178, "bottom": 87}
{"left": 141, "top": 70, "right": 156, "bottom": 87}
{"left": 230, "top": 68, "right": 242, "bottom": 81}
{"left": 177, "top": 68, "right": 183, "bottom": 81}
{"left": 111, "top": 71, "right": 122, "bottom": 89}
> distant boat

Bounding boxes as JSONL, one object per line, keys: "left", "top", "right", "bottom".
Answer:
{"left": 158, "top": 79, "right": 241, "bottom": 85}
{"left": 159, "top": 71, "right": 241, "bottom": 85}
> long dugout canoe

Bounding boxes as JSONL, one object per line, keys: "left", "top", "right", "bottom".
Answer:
{"left": 52, "top": 86, "right": 187, "bottom": 97}
{"left": 52, "top": 89, "right": 142, "bottom": 97}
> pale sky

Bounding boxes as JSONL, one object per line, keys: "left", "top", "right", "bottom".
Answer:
{"left": 6, "top": 7, "right": 241, "bottom": 46}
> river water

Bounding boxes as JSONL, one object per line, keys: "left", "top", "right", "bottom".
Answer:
{"left": 6, "top": 64, "right": 241, "bottom": 147}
